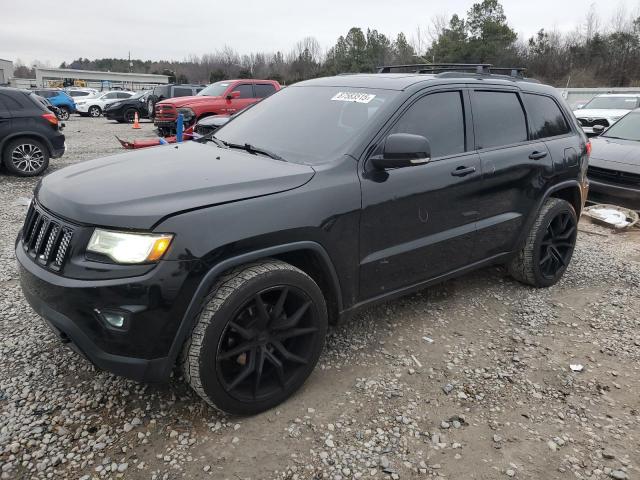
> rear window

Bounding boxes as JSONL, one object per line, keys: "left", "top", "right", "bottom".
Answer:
{"left": 472, "top": 91, "right": 527, "bottom": 149}
{"left": 523, "top": 94, "right": 571, "bottom": 139}
{"left": 173, "top": 87, "right": 193, "bottom": 97}
{"left": 254, "top": 84, "right": 277, "bottom": 98}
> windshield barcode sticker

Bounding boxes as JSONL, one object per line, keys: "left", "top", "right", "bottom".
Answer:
{"left": 331, "top": 92, "right": 376, "bottom": 103}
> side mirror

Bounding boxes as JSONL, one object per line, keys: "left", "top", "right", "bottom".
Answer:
{"left": 371, "top": 133, "right": 431, "bottom": 170}
{"left": 592, "top": 125, "right": 605, "bottom": 135}
{"left": 226, "top": 91, "right": 241, "bottom": 100}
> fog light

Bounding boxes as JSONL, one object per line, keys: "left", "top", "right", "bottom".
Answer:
{"left": 95, "top": 308, "right": 127, "bottom": 330}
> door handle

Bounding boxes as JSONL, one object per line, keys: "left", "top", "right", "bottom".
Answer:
{"left": 529, "top": 151, "right": 548, "bottom": 160}
{"left": 451, "top": 166, "right": 476, "bottom": 177}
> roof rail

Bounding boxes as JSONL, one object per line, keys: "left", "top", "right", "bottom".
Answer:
{"left": 377, "top": 63, "right": 527, "bottom": 78}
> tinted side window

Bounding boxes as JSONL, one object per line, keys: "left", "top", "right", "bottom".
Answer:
{"left": 1, "top": 93, "right": 25, "bottom": 111}
{"left": 254, "top": 84, "right": 276, "bottom": 98}
{"left": 523, "top": 93, "right": 571, "bottom": 139}
{"left": 117, "top": 92, "right": 132, "bottom": 98}
{"left": 391, "top": 91, "right": 466, "bottom": 158}
{"left": 173, "top": 87, "right": 192, "bottom": 97}
{"left": 235, "top": 84, "right": 254, "bottom": 99}
{"left": 472, "top": 91, "right": 527, "bottom": 149}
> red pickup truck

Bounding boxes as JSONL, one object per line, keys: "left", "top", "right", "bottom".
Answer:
{"left": 154, "top": 79, "right": 281, "bottom": 136}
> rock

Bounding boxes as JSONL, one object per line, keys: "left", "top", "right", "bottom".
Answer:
{"left": 506, "top": 469, "right": 516, "bottom": 477}
{"left": 547, "top": 440, "right": 558, "bottom": 451}
{"left": 602, "top": 450, "right": 616, "bottom": 460}
{"left": 610, "top": 471, "right": 627, "bottom": 480}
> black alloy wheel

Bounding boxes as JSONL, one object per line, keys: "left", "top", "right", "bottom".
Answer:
{"left": 57, "top": 107, "right": 70, "bottom": 120}
{"left": 216, "top": 285, "right": 320, "bottom": 402}
{"left": 539, "top": 210, "right": 577, "bottom": 279}
{"left": 123, "top": 108, "right": 137, "bottom": 123}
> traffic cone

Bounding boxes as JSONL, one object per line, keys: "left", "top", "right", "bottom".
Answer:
{"left": 132, "top": 112, "right": 141, "bottom": 129}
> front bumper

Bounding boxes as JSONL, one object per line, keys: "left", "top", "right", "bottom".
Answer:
{"left": 588, "top": 178, "right": 640, "bottom": 210}
{"left": 16, "top": 241, "right": 197, "bottom": 382}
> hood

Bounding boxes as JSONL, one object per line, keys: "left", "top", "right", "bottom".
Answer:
{"left": 589, "top": 136, "right": 640, "bottom": 172}
{"left": 37, "top": 142, "right": 315, "bottom": 230}
{"left": 159, "top": 95, "right": 221, "bottom": 108}
{"left": 574, "top": 108, "right": 631, "bottom": 120}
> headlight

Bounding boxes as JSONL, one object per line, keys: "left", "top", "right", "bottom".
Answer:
{"left": 87, "top": 229, "right": 173, "bottom": 264}
{"left": 177, "top": 107, "right": 196, "bottom": 122}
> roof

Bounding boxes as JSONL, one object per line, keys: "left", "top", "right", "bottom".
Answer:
{"left": 295, "top": 73, "right": 551, "bottom": 92}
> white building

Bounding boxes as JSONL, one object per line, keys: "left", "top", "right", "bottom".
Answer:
{"left": 0, "top": 59, "right": 14, "bottom": 85}
{"left": 34, "top": 67, "right": 169, "bottom": 90}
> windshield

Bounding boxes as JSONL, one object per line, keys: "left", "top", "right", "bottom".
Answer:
{"left": 214, "top": 86, "right": 397, "bottom": 164}
{"left": 602, "top": 112, "right": 640, "bottom": 141}
{"left": 583, "top": 96, "right": 640, "bottom": 110}
{"left": 197, "top": 81, "right": 231, "bottom": 97}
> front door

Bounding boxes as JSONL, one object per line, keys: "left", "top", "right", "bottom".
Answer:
{"left": 359, "top": 89, "right": 483, "bottom": 300}
{"left": 224, "top": 83, "right": 256, "bottom": 114}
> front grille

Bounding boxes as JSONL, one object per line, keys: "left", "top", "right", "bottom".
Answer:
{"left": 154, "top": 104, "right": 177, "bottom": 122}
{"left": 578, "top": 118, "right": 609, "bottom": 128}
{"left": 588, "top": 166, "right": 640, "bottom": 186}
{"left": 22, "top": 203, "right": 74, "bottom": 272}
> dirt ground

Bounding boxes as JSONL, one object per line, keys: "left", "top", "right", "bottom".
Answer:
{"left": 0, "top": 117, "right": 638, "bottom": 480}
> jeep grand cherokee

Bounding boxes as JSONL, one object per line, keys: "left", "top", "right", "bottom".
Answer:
{"left": 17, "top": 65, "right": 589, "bottom": 415}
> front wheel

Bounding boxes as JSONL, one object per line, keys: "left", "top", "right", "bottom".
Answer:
{"left": 182, "top": 260, "right": 328, "bottom": 415}
{"left": 123, "top": 108, "right": 137, "bottom": 123}
{"left": 57, "top": 106, "right": 70, "bottom": 120}
{"left": 88, "top": 105, "right": 101, "bottom": 117}
{"left": 508, "top": 198, "right": 578, "bottom": 287}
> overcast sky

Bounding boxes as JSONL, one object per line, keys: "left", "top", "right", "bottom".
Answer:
{"left": 1, "top": 0, "right": 637, "bottom": 66}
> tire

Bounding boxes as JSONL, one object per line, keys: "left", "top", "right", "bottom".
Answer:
{"left": 508, "top": 198, "right": 578, "bottom": 288}
{"left": 123, "top": 108, "right": 137, "bottom": 123}
{"left": 57, "top": 106, "right": 70, "bottom": 121}
{"left": 88, "top": 105, "right": 101, "bottom": 117}
{"left": 182, "top": 259, "right": 328, "bottom": 415}
{"left": 147, "top": 99, "right": 156, "bottom": 119}
{"left": 2, "top": 137, "right": 50, "bottom": 177}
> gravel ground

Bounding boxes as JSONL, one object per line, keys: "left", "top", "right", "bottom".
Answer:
{"left": 1, "top": 116, "right": 639, "bottom": 480}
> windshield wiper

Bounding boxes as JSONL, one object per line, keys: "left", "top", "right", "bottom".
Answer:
{"left": 197, "top": 133, "right": 228, "bottom": 148}
{"left": 224, "top": 142, "right": 285, "bottom": 161}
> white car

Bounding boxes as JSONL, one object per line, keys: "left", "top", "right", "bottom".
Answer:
{"left": 573, "top": 93, "right": 640, "bottom": 135}
{"left": 75, "top": 91, "right": 134, "bottom": 117}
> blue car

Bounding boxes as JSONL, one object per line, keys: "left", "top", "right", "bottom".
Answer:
{"left": 32, "top": 89, "right": 76, "bottom": 120}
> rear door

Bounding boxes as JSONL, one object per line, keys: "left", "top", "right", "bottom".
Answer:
{"left": 521, "top": 92, "right": 580, "bottom": 182}
{"left": 359, "top": 88, "right": 483, "bottom": 299}
{"left": 470, "top": 89, "right": 552, "bottom": 260}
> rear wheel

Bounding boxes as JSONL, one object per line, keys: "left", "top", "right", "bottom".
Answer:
{"left": 2, "top": 138, "right": 50, "bottom": 177}
{"left": 88, "top": 105, "right": 101, "bottom": 117}
{"left": 508, "top": 198, "right": 577, "bottom": 287}
{"left": 182, "top": 260, "right": 327, "bottom": 415}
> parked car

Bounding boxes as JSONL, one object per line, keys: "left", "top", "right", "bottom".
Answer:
{"left": 16, "top": 65, "right": 589, "bottom": 415}
{"left": 0, "top": 87, "right": 65, "bottom": 176}
{"left": 154, "top": 80, "right": 280, "bottom": 136}
{"left": 587, "top": 109, "right": 640, "bottom": 210}
{"left": 104, "top": 90, "right": 152, "bottom": 123}
{"left": 75, "top": 90, "right": 134, "bottom": 117}
{"left": 31, "top": 89, "right": 77, "bottom": 120}
{"left": 33, "top": 94, "right": 64, "bottom": 120}
{"left": 573, "top": 93, "right": 640, "bottom": 136}
{"left": 147, "top": 84, "right": 204, "bottom": 120}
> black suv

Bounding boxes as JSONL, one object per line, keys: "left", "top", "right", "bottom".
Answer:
{"left": 16, "top": 65, "right": 589, "bottom": 414}
{"left": 1, "top": 87, "right": 65, "bottom": 176}
{"left": 147, "top": 84, "right": 204, "bottom": 119}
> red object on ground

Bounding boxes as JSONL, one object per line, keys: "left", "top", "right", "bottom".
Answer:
{"left": 116, "top": 126, "right": 194, "bottom": 150}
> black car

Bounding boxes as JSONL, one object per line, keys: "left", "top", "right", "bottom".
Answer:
{"left": 587, "top": 110, "right": 640, "bottom": 210}
{"left": 16, "top": 65, "right": 589, "bottom": 414}
{"left": 0, "top": 87, "right": 65, "bottom": 176}
{"left": 104, "top": 90, "right": 152, "bottom": 123}
{"left": 147, "top": 84, "right": 204, "bottom": 119}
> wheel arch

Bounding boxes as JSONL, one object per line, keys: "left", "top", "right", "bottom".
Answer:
{"left": 164, "top": 241, "right": 343, "bottom": 377}
{"left": 0, "top": 132, "right": 53, "bottom": 158}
